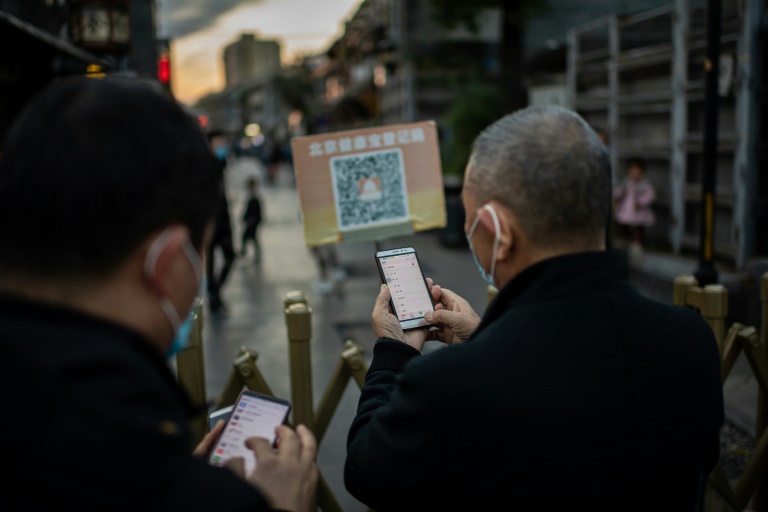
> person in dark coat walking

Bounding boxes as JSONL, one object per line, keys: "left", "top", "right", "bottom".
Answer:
{"left": 206, "top": 130, "right": 237, "bottom": 313}
{"left": 241, "top": 177, "right": 263, "bottom": 262}
{"left": 0, "top": 76, "right": 317, "bottom": 512}
{"left": 345, "top": 105, "right": 724, "bottom": 511}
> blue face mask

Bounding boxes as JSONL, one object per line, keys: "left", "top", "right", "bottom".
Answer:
{"left": 214, "top": 146, "right": 229, "bottom": 161}
{"left": 166, "top": 306, "right": 197, "bottom": 358}
{"left": 466, "top": 204, "right": 501, "bottom": 287}
{"left": 165, "top": 276, "right": 207, "bottom": 359}
{"left": 163, "top": 258, "right": 205, "bottom": 360}
{"left": 144, "top": 229, "right": 204, "bottom": 360}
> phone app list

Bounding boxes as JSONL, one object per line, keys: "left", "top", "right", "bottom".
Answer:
{"left": 380, "top": 254, "right": 433, "bottom": 320}
{"left": 210, "top": 397, "right": 289, "bottom": 475}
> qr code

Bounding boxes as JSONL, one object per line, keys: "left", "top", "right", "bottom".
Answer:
{"left": 330, "top": 149, "right": 409, "bottom": 230}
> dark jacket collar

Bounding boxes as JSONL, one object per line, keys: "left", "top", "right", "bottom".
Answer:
{"left": 0, "top": 293, "right": 201, "bottom": 416}
{"left": 472, "top": 250, "right": 632, "bottom": 339}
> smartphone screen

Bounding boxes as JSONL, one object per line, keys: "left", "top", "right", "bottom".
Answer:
{"left": 208, "top": 391, "right": 291, "bottom": 475}
{"left": 208, "top": 405, "right": 234, "bottom": 431}
{"left": 376, "top": 247, "right": 434, "bottom": 329}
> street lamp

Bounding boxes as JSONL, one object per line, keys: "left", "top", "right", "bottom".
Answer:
{"left": 68, "top": 0, "right": 130, "bottom": 55}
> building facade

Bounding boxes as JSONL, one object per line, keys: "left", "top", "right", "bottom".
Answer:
{"left": 223, "top": 34, "right": 281, "bottom": 88}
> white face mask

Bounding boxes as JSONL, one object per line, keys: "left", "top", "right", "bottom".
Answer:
{"left": 466, "top": 204, "right": 501, "bottom": 287}
{"left": 143, "top": 229, "right": 203, "bottom": 358}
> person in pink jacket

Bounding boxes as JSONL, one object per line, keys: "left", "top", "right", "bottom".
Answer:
{"left": 613, "top": 157, "right": 655, "bottom": 252}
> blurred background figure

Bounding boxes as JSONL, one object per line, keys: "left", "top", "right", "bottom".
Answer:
{"left": 207, "top": 130, "right": 237, "bottom": 313}
{"left": 241, "top": 176, "right": 264, "bottom": 263}
{"left": 613, "top": 157, "right": 656, "bottom": 263}
{"left": 311, "top": 245, "right": 346, "bottom": 296}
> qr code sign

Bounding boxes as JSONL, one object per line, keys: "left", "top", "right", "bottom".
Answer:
{"left": 330, "top": 149, "right": 410, "bottom": 231}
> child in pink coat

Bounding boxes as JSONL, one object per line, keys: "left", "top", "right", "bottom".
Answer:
{"left": 613, "top": 158, "right": 655, "bottom": 251}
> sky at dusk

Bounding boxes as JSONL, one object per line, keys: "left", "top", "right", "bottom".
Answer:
{"left": 157, "top": 0, "right": 363, "bottom": 106}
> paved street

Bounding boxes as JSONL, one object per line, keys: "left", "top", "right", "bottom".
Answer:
{"left": 197, "top": 156, "right": 758, "bottom": 510}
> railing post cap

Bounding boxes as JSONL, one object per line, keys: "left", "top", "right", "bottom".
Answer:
{"left": 286, "top": 303, "right": 310, "bottom": 315}
{"left": 284, "top": 290, "right": 307, "bottom": 307}
{"left": 675, "top": 274, "right": 698, "bottom": 285}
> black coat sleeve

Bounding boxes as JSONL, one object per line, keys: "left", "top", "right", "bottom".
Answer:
{"left": 344, "top": 339, "right": 448, "bottom": 511}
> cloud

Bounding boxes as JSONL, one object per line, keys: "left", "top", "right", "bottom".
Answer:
{"left": 157, "top": 0, "right": 265, "bottom": 39}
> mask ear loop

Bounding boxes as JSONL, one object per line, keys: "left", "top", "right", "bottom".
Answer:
{"left": 180, "top": 239, "right": 203, "bottom": 285}
{"left": 144, "top": 229, "right": 174, "bottom": 280}
{"left": 483, "top": 205, "right": 501, "bottom": 282}
{"left": 144, "top": 228, "right": 184, "bottom": 334}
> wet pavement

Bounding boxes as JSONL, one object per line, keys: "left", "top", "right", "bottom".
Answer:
{"left": 196, "top": 156, "right": 759, "bottom": 510}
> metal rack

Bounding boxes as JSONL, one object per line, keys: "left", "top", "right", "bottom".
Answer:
{"left": 566, "top": 0, "right": 764, "bottom": 268}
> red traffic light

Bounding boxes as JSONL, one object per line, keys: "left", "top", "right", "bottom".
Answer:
{"left": 158, "top": 52, "right": 171, "bottom": 84}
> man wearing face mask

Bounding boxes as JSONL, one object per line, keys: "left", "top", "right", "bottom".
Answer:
{"left": 344, "top": 105, "right": 724, "bottom": 511}
{"left": 0, "top": 77, "right": 317, "bottom": 511}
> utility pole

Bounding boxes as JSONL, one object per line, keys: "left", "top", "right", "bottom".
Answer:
{"left": 694, "top": 0, "right": 720, "bottom": 285}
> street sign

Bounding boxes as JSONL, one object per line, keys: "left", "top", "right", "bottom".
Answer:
{"left": 291, "top": 121, "right": 446, "bottom": 246}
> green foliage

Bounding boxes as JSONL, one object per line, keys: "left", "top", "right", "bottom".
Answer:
{"left": 441, "top": 83, "right": 504, "bottom": 177}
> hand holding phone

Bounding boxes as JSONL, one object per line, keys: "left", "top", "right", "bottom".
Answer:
{"left": 375, "top": 247, "right": 435, "bottom": 330}
{"left": 207, "top": 390, "right": 291, "bottom": 475}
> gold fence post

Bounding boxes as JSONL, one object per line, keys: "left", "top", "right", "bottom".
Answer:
{"left": 701, "top": 284, "right": 729, "bottom": 350}
{"left": 755, "top": 273, "right": 768, "bottom": 512}
{"left": 486, "top": 284, "right": 498, "bottom": 305}
{"left": 215, "top": 348, "right": 276, "bottom": 411}
{"left": 284, "top": 291, "right": 315, "bottom": 432}
{"left": 673, "top": 274, "right": 698, "bottom": 306}
{"left": 313, "top": 340, "right": 368, "bottom": 444}
{"left": 674, "top": 275, "right": 728, "bottom": 351}
{"left": 175, "top": 298, "right": 207, "bottom": 446}
{"left": 343, "top": 339, "right": 368, "bottom": 389}
{"left": 284, "top": 291, "right": 325, "bottom": 512}
{"left": 313, "top": 357, "right": 351, "bottom": 444}
{"left": 285, "top": 289, "right": 307, "bottom": 308}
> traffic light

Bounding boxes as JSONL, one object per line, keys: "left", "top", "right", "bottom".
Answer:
{"left": 157, "top": 51, "right": 171, "bottom": 85}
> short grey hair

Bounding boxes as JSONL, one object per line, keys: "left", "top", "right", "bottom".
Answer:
{"left": 467, "top": 105, "right": 611, "bottom": 249}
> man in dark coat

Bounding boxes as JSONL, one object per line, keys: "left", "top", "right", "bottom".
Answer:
{"left": 0, "top": 77, "right": 317, "bottom": 511}
{"left": 344, "top": 105, "right": 724, "bottom": 511}
{"left": 206, "top": 130, "right": 237, "bottom": 313}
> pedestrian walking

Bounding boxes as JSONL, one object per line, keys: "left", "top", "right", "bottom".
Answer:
{"left": 206, "top": 130, "right": 237, "bottom": 314}
{"left": 241, "top": 176, "right": 263, "bottom": 263}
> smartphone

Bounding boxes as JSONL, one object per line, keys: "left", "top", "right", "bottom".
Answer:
{"left": 207, "top": 390, "right": 291, "bottom": 475}
{"left": 208, "top": 405, "right": 234, "bottom": 431}
{"left": 375, "top": 246, "right": 435, "bottom": 330}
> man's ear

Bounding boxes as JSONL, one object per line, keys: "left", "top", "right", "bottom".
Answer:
{"left": 143, "top": 227, "right": 189, "bottom": 298}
